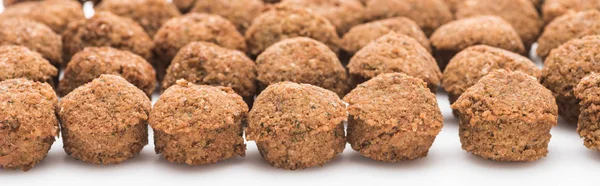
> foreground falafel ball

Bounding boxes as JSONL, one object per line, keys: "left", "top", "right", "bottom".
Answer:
{"left": 341, "top": 17, "right": 431, "bottom": 56}
{"left": 0, "top": 0, "right": 84, "bottom": 34}
{"left": 542, "top": 0, "right": 600, "bottom": 24}
{"left": 245, "top": 5, "right": 341, "bottom": 56}
{"left": 345, "top": 73, "right": 443, "bottom": 162}
{"left": 348, "top": 32, "right": 441, "bottom": 92}
{"left": 0, "top": 79, "right": 59, "bottom": 171}
{"left": 536, "top": 10, "right": 600, "bottom": 59}
{"left": 162, "top": 42, "right": 257, "bottom": 102}
{"left": 364, "top": 0, "right": 453, "bottom": 36}
{"left": 575, "top": 73, "right": 600, "bottom": 151}
{"left": 0, "top": 18, "right": 63, "bottom": 66}
{"left": 246, "top": 82, "right": 346, "bottom": 170}
{"left": 172, "top": 0, "right": 196, "bottom": 13}
{"left": 256, "top": 37, "right": 348, "bottom": 97}
{"left": 442, "top": 45, "right": 540, "bottom": 107}
{"left": 150, "top": 80, "right": 247, "bottom": 165}
{"left": 452, "top": 70, "right": 558, "bottom": 162}
{"left": 59, "top": 75, "right": 151, "bottom": 165}
{"left": 190, "top": 0, "right": 264, "bottom": 34}
{"left": 58, "top": 47, "right": 156, "bottom": 97}
{"left": 279, "top": 0, "right": 365, "bottom": 36}
{"left": 95, "top": 0, "right": 181, "bottom": 37}
{"left": 0, "top": 45, "right": 58, "bottom": 86}
{"left": 541, "top": 35, "right": 600, "bottom": 123}
{"left": 430, "top": 16, "right": 525, "bottom": 70}
{"left": 62, "top": 11, "right": 155, "bottom": 63}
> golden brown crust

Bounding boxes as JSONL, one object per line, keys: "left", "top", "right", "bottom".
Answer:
{"left": 364, "top": 0, "right": 453, "bottom": 36}
{"left": 536, "top": 10, "right": 600, "bottom": 59}
{"left": 1, "top": 0, "right": 84, "bottom": 34}
{"left": 0, "top": 45, "right": 58, "bottom": 86}
{"left": 191, "top": 0, "right": 265, "bottom": 34}
{"left": 95, "top": 0, "right": 182, "bottom": 37}
{"left": 575, "top": 73, "right": 600, "bottom": 151}
{"left": 0, "top": 18, "right": 63, "bottom": 66}
{"left": 279, "top": 0, "right": 365, "bottom": 36}
{"left": 542, "top": 0, "right": 600, "bottom": 24}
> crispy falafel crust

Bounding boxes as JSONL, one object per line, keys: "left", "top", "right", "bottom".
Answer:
{"left": 59, "top": 75, "right": 151, "bottom": 165}
{"left": 344, "top": 73, "right": 443, "bottom": 162}
{"left": 0, "top": 18, "right": 64, "bottom": 66}
{"left": 95, "top": 0, "right": 181, "bottom": 37}
{"left": 452, "top": 70, "right": 558, "bottom": 162}
{"left": 191, "top": 0, "right": 264, "bottom": 34}
{"left": 364, "top": 0, "right": 453, "bottom": 36}
{"left": 542, "top": 0, "right": 600, "bottom": 25}
{"left": 575, "top": 74, "right": 600, "bottom": 151}
{"left": 536, "top": 10, "right": 600, "bottom": 59}
{"left": 279, "top": 0, "right": 365, "bottom": 36}
{"left": 0, "top": 45, "right": 58, "bottom": 86}
{"left": 1, "top": 0, "right": 84, "bottom": 34}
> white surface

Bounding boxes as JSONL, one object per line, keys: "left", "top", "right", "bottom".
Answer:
{"left": 1, "top": 1, "right": 599, "bottom": 186}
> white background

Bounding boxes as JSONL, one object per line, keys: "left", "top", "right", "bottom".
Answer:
{"left": 0, "top": 1, "right": 598, "bottom": 186}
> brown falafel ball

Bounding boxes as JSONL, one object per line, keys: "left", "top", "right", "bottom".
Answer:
{"left": 0, "top": 45, "right": 58, "bottom": 86}
{"left": 190, "top": 0, "right": 265, "bottom": 34}
{"left": 0, "top": 18, "right": 63, "bottom": 66}
{"left": 536, "top": 10, "right": 600, "bottom": 59}
{"left": 62, "top": 11, "right": 155, "bottom": 64}
{"left": 279, "top": 0, "right": 365, "bottom": 36}
{"left": 245, "top": 5, "right": 341, "bottom": 56}
{"left": 430, "top": 16, "right": 525, "bottom": 70}
{"left": 541, "top": 35, "right": 600, "bottom": 123}
{"left": 444, "top": 0, "right": 543, "bottom": 13}
{"left": 364, "top": 0, "right": 453, "bottom": 36}
{"left": 162, "top": 42, "right": 257, "bottom": 101}
{"left": 452, "top": 70, "right": 558, "bottom": 162}
{"left": 59, "top": 75, "right": 151, "bottom": 165}
{"left": 256, "top": 37, "right": 348, "bottom": 97}
{"left": 0, "top": 79, "right": 59, "bottom": 171}
{"left": 347, "top": 32, "right": 441, "bottom": 92}
{"left": 454, "top": 0, "right": 542, "bottom": 48}
{"left": 345, "top": 73, "right": 443, "bottom": 162}
{"left": 341, "top": 17, "right": 431, "bottom": 56}
{"left": 172, "top": 0, "right": 196, "bottom": 13}
{"left": 58, "top": 47, "right": 156, "bottom": 97}
{"left": 442, "top": 45, "right": 540, "bottom": 108}
{"left": 1, "top": 0, "right": 84, "bottom": 34}
{"left": 542, "top": 0, "right": 600, "bottom": 24}
{"left": 150, "top": 80, "right": 247, "bottom": 165}
{"left": 246, "top": 82, "right": 346, "bottom": 170}
{"left": 95, "top": 0, "right": 181, "bottom": 37}
{"left": 575, "top": 73, "right": 600, "bottom": 151}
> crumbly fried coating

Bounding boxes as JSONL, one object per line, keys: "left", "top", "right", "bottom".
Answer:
{"left": 256, "top": 37, "right": 348, "bottom": 96}
{"left": 245, "top": 5, "right": 341, "bottom": 56}
{"left": 95, "top": 0, "right": 181, "bottom": 37}
{"left": 162, "top": 42, "right": 257, "bottom": 99}
{"left": 62, "top": 11, "right": 155, "bottom": 63}
{"left": 536, "top": 10, "right": 600, "bottom": 59}
{"left": 542, "top": 0, "right": 600, "bottom": 24}
{"left": 246, "top": 82, "right": 346, "bottom": 170}
{"left": 59, "top": 47, "right": 156, "bottom": 97}
{"left": 0, "top": 79, "right": 59, "bottom": 171}
{"left": 430, "top": 16, "right": 525, "bottom": 70}
{"left": 190, "top": 0, "right": 264, "bottom": 34}
{"left": 151, "top": 80, "right": 247, "bottom": 165}
{"left": 1, "top": 0, "right": 84, "bottom": 34}
{"left": 575, "top": 73, "right": 600, "bottom": 151}
{"left": 0, "top": 45, "right": 58, "bottom": 86}
{"left": 444, "top": 0, "right": 543, "bottom": 13}
{"left": 348, "top": 32, "right": 441, "bottom": 92}
{"left": 542, "top": 35, "right": 600, "bottom": 123}
{"left": 344, "top": 73, "right": 442, "bottom": 162}
{"left": 279, "top": 0, "right": 365, "bottom": 36}
{"left": 0, "top": 18, "right": 63, "bottom": 66}
{"left": 341, "top": 17, "right": 431, "bottom": 55}
{"left": 59, "top": 75, "right": 151, "bottom": 165}
{"left": 452, "top": 70, "right": 558, "bottom": 162}
{"left": 364, "top": 0, "right": 453, "bottom": 36}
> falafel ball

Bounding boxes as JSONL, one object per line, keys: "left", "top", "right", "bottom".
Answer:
{"left": 364, "top": 0, "right": 453, "bottom": 36}
{"left": 0, "top": 79, "right": 59, "bottom": 171}
{"left": 58, "top": 47, "right": 156, "bottom": 97}
{"left": 62, "top": 11, "right": 155, "bottom": 63}
{"left": 541, "top": 35, "right": 600, "bottom": 123}
{"left": 0, "top": 0, "right": 84, "bottom": 34}
{"left": 245, "top": 5, "right": 341, "bottom": 56}
{"left": 0, "top": 18, "right": 63, "bottom": 66}
{"left": 536, "top": 10, "right": 600, "bottom": 59}
{"left": 246, "top": 82, "right": 346, "bottom": 170}
{"left": 95, "top": 0, "right": 181, "bottom": 37}
{"left": 344, "top": 73, "right": 443, "bottom": 162}
{"left": 59, "top": 75, "right": 151, "bottom": 165}
{"left": 347, "top": 32, "right": 441, "bottom": 92}
{"left": 162, "top": 42, "right": 257, "bottom": 102}
{"left": 0, "top": 45, "right": 58, "bottom": 86}
{"left": 341, "top": 17, "right": 431, "bottom": 56}
{"left": 190, "top": 0, "right": 265, "bottom": 34}
{"left": 172, "top": 0, "right": 196, "bottom": 13}
{"left": 444, "top": 0, "right": 543, "bottom": 13}
{"left": 452, "top": 70, "right": 558, "bottom": 162}
{"left": 542, "top": 0, "right": 600, "bottom": 24}
{"left": 442, "top": 45, "right": 540, "bottom": 108}
{"left": 279, "top": 0, "right": 365, "bottom": 36}
{"left": 150, "top": 80, "right": 247, "bottom": 165}
{"left": 256, "top": 37, "right": 348, "bottom": 97}
{"left": 430, "top": 16, "right": 525, "bottom": 70}
{"left": 575, "top": 73, "right": 600, "bottom": 151}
